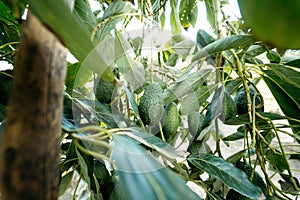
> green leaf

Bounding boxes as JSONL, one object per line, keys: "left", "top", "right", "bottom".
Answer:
{"left": 59, "top": 170, "right": 74, "bottom": 196}
{"left": 23, "top": 0, "right": 114, "bottom": 81}
{"left": 222, "top": 131, "right": 244, "bottom": 141}
{"left": 0, "top": 104, "right": 6, "bottom": 122}
{"left": 179, "top": 0, "right": 198, "bottom": 29}
{"left": 170, "top": 0, "right": 181, "bottom": 34}
{"left": 204, "top": 0, "right": 216, "bottom": 31}
{"left": 202, "top": 85, "right": 224, "bottom": 130}
{"left": 171, "top": 39, "right": 196, "bottom": 58}
{"left": 94, "top": 101, "right": 120, "bottom": 128}
{"left": 192, "top": 35, "right": 254, "bottom": 62}
{"left": 196, "top": 29, "right": 215, "bottom": 48}
{"left": 163, "top": 69, "right": 212, "bottom": 105}
{"left": 226, "top": 149, "right": 247, "bottom": 164}
{"left": 116, "top": 32, "right": 145, "bottom": 91}
{"left": 188, "top": 154, "right": 261, "bottom": 199}
{"left": 266, "top": 50, "right": 281, "bottom": 63}
{"left": 110, "top": 134, "right": 203, "bottom": 200}
{"left": 262, "top": 64, "right": 300, "bottom": 137}
{"left": 125, "top": 88, "right": 140, "bottom": 118}
{"left": 225, "top": 77, "right": 242, "bottom": 94}
{"left": 118, "top": 129, "right": 178, "bottom": 160}
{"left": 180, "top": 85, "right": 216, "bottom": 115}
{"left": 97, "top": 0, "right": 133, "bottom": 41}
{"left": 266, "top": 150, "right": 289, "bottom": 172}
{"left": 285, "top": 58, "right": 300, "bottom": 68}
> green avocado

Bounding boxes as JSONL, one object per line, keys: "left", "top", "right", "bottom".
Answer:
{"left": 138, "top": 82, "right": 163, "bottom": 125}
{"left": 162, "top": 102, "right": 179, "bottom": 141}
{"left": 187, "top": 111, "right": 204, "bottom": 137}
{"left": 221, "top": 92, "right": 237, "bottom": 122}
{"left": 95, "top": 78, "right": 115, "bottom": 104}
{"left": 234, "top": 86, "right": 264, "bottom": 115}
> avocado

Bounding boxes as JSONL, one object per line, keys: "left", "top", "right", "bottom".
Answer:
{"left": 138, "top": 82, "right": 163, "bottom": 125}
{"left": 234, "top": 86, "right": 264, "bottom": 115}
{"left": 95, "top": 78, "right": 115, "bottom": 104}
{"left": 162, "top": 102, "right": 179, "bottom": 141}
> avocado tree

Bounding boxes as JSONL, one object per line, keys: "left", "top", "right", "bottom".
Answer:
{"left": 0, "top": 0, "right": 300, "bottom": 200}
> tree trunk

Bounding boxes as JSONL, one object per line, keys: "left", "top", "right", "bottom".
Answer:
{"left": 0, "top": 12, "right": 67, "bottom": 200}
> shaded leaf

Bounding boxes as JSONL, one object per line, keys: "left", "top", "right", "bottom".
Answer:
{"left": 179, "top": 0, "right": 198, "bottom": 29}
{"left": 188, "top": 154, "right": 261, "bottom": 199}
{"left": 163, "top": 69, "right": 211, "bottom": 105}
{"left": 196, "top": 29, "right": 215, "bottom": 48}
{"left": 125, "top": 88, "right": 140, "bottom": 118}
{"left": 59, "top": 170, "right": 74, "bottom": 196}
{"left": 266, "top": 150, "right": 289, "bottom": 172}
{"left": 110, "top": 134, "right": 202, "bottom": 200}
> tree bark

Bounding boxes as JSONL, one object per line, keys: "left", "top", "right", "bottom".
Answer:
{"left": 0, "top": 13, "right": 67, "bottom": 200}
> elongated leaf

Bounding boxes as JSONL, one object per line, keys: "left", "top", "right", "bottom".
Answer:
{"left": 202, "top": 85, "right": 224, "bottom": 130}
{"left": 172, "top": 39, "right": 196, "bottom": 58}
{"left": 116, "top": 32, "right": 145, "bottom": 91}
{"left": 59, "top": 170, "right": 74, "bottom": 196}
{"left": 110, "top": 134, "right": 202, "bottom": 200}
{"left": 188, "top": 154, "right": 261, "bottom": 199}
{"left": 125, "top": 88, "right": 140, "bottom": 118}
{"left": 204, "top": 0, "right": 216, "bottom": 31}
{"left": 163, "top": 69, "right": 211, "bottom": 105}
{"left": 170, "top": 0, "right": 181, "bottom": 34}
{"left": 118, "top": 129, "right": 178, "bottom": 160}
{"left": 179, "top": 0, "right": 198, "bottom": 29}
{"left": 262, "top": 64, "right": 300, "bottom": 137}
{"left": 97, "top": 0, "right": 133, "bottom": 41}
{"left": 196, "top": 29, "right": 215, "bottom": 48}
{"left": 24, "top": 0, "right": 114, "bottom": 81}
{"left": 192, "top": 35, "right": 254, "bottom": 62}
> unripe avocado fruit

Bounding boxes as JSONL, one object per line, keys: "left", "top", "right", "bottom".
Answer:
{"left": 162, "top": 102, "right": 179, "bottom": 141}
{"left": 234, "top": 86, "right": 264, "bottom": 115}
{"left": 220, "top": 92, "right": 237, "bottom": 122}
{"left": 187, "top": 111, "right": 204, "bottom": 137}
{"left": 95, "top": 78, "right": 115, "bottom": 104}
{"left": 138, "top": 82, "right": 163, "bottom": 125}
{"left": 0, "top": 69, "right": 13, "bottom": 106}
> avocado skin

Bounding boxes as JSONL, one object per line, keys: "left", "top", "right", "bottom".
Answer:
{"left": 234, "top": 86, "right": 264, "bottom": 115}
{"left": 138, "top": 83, "right": 163, "bottom": 125}
{"left": 162, "top": 102, "right": 179, "bottom": 141}
{"left": 95, "top": 79, "right": 115, "bottom": 104}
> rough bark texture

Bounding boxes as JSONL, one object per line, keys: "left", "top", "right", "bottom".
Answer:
{"left": 0, "top": 13, "right": 67, "bottom": 200}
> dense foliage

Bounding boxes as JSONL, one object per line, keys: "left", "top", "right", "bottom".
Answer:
{"left": 1, "top": 0, "right": 300, "bottom": 199}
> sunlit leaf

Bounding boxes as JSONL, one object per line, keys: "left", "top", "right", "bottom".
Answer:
{"left": 170, "top": 0, "right": 181, "bottom": 34}
{"left": 192, "top": 35, "right": 254, "bottom": 62}
{"left": 188, "top": 154, "right": 261, "bottom": 199}
{"left": 179, "top": 0, "right": 198, "bottom": 29}
{"left": 204, "top": 0, "right": 216, "bottom": 31}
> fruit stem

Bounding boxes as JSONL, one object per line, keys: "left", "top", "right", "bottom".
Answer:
{"left": 229, "top": 49, "right": 253, "bottom": 123}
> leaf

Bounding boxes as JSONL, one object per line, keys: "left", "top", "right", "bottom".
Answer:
{"left": 110, "top": 134, "right": 203, "bottom": 200}
{"left": 285, "top": 58, "right": 300, "bottom": 68}
{"left": 222, "top": 131, "right": 244, "bottom": 141}
{"left": 97, "top": 0, "right": 133, "bottom": 41}
{"left": 118, "top": 129, "right": 178, "bottom": 160}
{"left": 225, "top": 77, "right": 242, "bottom": 94}
{"left": 179, "top": 0, "right": 198, "bottom": 29}
{"left": 170, "top": 0, "right": 181, "bottom": 34}
{"left": 188, "top": 154, "right": 261, "bottom": 199}
{"left": 0, "top": 104, "right": 6, "bottom": 122}
{"left": 116, "top": 32, "right": 146, "bottom": 91}
{"left": 202, "top": 85, "right": 224, "bottom": 130}
{"left": 196, "top": 29, "right": 215, "bottom": 48}
{"left": 204, "top": 0, "right": 216, "bottom": 31}
{"left": 266, "top": 50, "right": 281, "bottom": 63}
{"left": 266, "top": 150, "right": 289, "bottom": 172}
{"left": 125, "top": 88, "right": 140, "bottom": 118}
{"left": 192, "top": 35, "right": 254, "bottom": 62}
{"left": 262, "top": 64, "right": 300, "bottom": 137}
{"left": 171, "top": 39, "right": 196, "bottom": 58}
{"left": 24, "top": 0, "right": 114, "bottom": 81}
{"left": 65, "top": 62, "right": 93, "bottom": 94}
{"left": 163, "top": 69, "right": 212, "bottom": 105}
{"left": 94, "top": 101, "right": 120, "bottom": 128}
{"left": 59, "top": 170, "right": 74, "bottom": 196}
{"left": 180, "top": 85, "right": 216, "bottom": 115}
{"left": 226, "top": 149, "right": 247, "bottom": 164}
